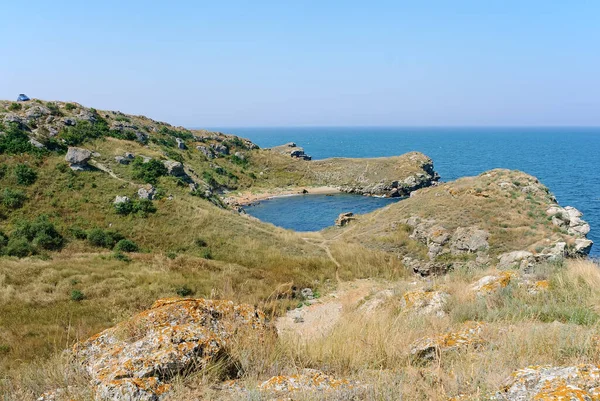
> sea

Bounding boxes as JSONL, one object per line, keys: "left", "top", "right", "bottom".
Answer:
{"left": 212, "top": 127, "right": 600, "bottom": 255}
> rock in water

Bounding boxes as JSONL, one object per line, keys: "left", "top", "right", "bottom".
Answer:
{"left": 72, "top": 298, "right": 271, "bottom": 400}
{"left": 335, "top": 212, "right": 355, "bottom": 226}
{"left": 65, "top": 147, "right": 92, "bottom": 170}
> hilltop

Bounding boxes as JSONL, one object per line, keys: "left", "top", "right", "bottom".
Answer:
{"left": 0, "top": 98, "right": 597, "bottom": 401}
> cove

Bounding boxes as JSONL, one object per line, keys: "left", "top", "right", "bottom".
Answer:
{"left": 243, "top": 193, "right": 401, "bottom": 232}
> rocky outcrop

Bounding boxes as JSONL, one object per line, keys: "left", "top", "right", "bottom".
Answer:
{"left": 450, "top": 227, "right": 489, "bottom": 254}
{"left": 497, "top": 251, "right": 534, "bottom": 270}
{"left": 335, "top": 212, "right": 355, "bottom": 227}
{"left": 401, "top": 289, "right": 449, "bottom": 317}
{"left": 410, "top": 322, "right": 484, "bottom": 362}
{"left": 162, "top": 160, "right": 185, "bottom": 176}
{"left": 72, "top": 298, "right": 271, "bottom": 401}
{"left": 547, "top": 206, "right": 591, "bottom": 237}
{"left": 470, "top": 271, "right": 516, "bottom": 295}
{"left": 65, "top": 147, "right": 92, "bottom": 170}
{"left": 495, "top": 365, "right": 600, "bottom": 400}
{"left": 138, "top": 185, "right": 155, "bottom": 200}
{"left": 271, "top": 142, "right": 312, "bottom": 160}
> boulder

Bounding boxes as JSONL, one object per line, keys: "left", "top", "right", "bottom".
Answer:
{"left": 470, "top": 271, "right": 516, "bottom": 296}
{"left": 547, "top": 205, "right": 591, "bottom": 237}
{"left": 175, "top": 137, "right": 186, "bottom": 150}
{"left": 497, "top": 251, "right": 534, "bottom": 270}
{"left": 335, "top": 212, "right": 355, "bottom": 227}
{"left": 234, "top": 151, "right": 245, "bottom": 161}
{"left": 496, "top": 365, "right": 600, "bottom": 400}
{"left": 572, "top": 238, "right": 594, "bottom": 256}
{"left": 401, "top": 289, "right": 449, "bottom": 317}
{"left": 65, "top": 147, "right": 92, "bottom": 170}
{"left": 410, "top": 322, "right": 484, "bottom": 362}
{"left": 450, "top": 227, "right": 489, "bottom": 254}
{"left": 196, "top": 145, "right": 214, "bottom": 159}
{"left": 113, "top": 195, "right": 130, "bottom": 204}
{"left": 25, "top": 106, "right": 50, "bottom": 121}
{"left": 29, "top": 138, "right": 45, "bottom": 149}
{"left": 72, "top": 298, "right": 271, "bottom": 401}
{"left": 138, "top": 186, "right": 155, "bottom": 200}
{"left": 63, "top": 118, "right": 76, "bottom": 126}
{"left": 115, "top": 156, "right": 129, "bottom": 165}
{"left": 210, "top": 143, "right": 229, "bottom": 155}
{"left": 135, "top": 131, "right": 148, "bottom": 143}
{"left": 163, "top": 160, "right": 185, "bottom": 176}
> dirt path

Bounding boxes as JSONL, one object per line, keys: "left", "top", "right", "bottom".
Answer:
{"left": 275, "top": 279, "right": 388, "bottom": 340}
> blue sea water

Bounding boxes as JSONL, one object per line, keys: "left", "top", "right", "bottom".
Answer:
{"left": 217, "top": 127, "right": 600, "bottom": 255}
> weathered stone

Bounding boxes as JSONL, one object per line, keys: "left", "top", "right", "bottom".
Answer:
{"left": 495, "top": 365, "right": 600, "bottom": 400}
{"left": 63, "top": 118, "right": 76, "bottom": 126}
{"left": 497, "top": 250, "right": 534, "bottom": 270}
{"left": 138, "top": 186, "right": 155, "bottom": 200}
{"left": 470, "top": 271, "right": 516, "bottom": 295}
{"left": 29, "top": 138, "right": 45, "bottom": 149}
{"left": 401, "top": 289, "right": 449, "bottom": 317}
{"left": 211, "top": 143, "right": 229, "bottom": 155}
{"left": 115, "top": 156, "right": 129, "bottom": 165}
{"left": 175, "top": 137, "right": 186, "bottom": 149}
{"left": 196, "top": 145, "right": 214, "bottom": 159}
{"left": 335, "top": 212, "right": 355, "bottom": 227}
{"left": 73, "top": 298, "right": 271, "bottom": 401}
{"left": 572, "top": 238, "right": 594, "bottom": 256}
{"left": 450, "top": 227, "right": 490, "bottom": 254}
{"left": 65, "top": 147, "right": 92, "bottom": 170}
{"left": 163, "top": 160, "right": 185, "bottom": 176}
{"left": 113, "top": 195, "right": 130, "bottom": 204}
{"left": 410, "top": 322, "right": 484, "bottom": 361}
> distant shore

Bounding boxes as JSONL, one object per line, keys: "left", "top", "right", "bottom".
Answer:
{"left": 223, "top": 186, "right": 341, "bottom": 206}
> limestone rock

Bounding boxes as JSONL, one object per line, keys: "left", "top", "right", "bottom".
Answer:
{"left": 72, "top": 298, "right": 271, "bottom": 401}
{"left": 547, "top": 205, "right": 591, "bottom": 238}
{"left": 470, "top": 271, "right": 516, "bottom": 296}
{"left": 115, "top": 156, "right": 129, "bottom": 165}
{"left": 401, "top": 289, "right": 449, "bottom": 317}
{"left": 495, "top": 365, "right": 600, "bottom": 400}
{"left": 175, "top": 137, "right": 186, "bottom": 149}
{"left": 210, "top": 143, "right": 229, "bottom": 155}
{"left": 572, "top": 238, "right": 594, "bottom": 256}
{"left": 163, "top": 160, "right": 185, "bottom": 176}
{"left": 196, "top": 145, "right": 215, "bottom": 159}
{"left": 138, "top": 185, "right": 156, "bottom": 200}
{"left": 335, "top": 212, "right": 355, "bottom": 227}
{"left": 113, "top": 195, "right": 130, "bottom": 204}
{"left": 410, "top": 322, "right": 484, "bottom": 361}
{"left": 29, "top": 138, "right": 45, "bottom": 149}
{"left": 450, "top": 227, "right": 490, "bottom": 254}
{"left": 65, "top": 147, "right": 92, "bottom": 170}
{"left": 497, "top": 251, "right": 534, "bottom": 270}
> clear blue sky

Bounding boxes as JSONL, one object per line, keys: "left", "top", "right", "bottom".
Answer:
{"left": 1, "top": 1, "right": 599, "bottom": 127}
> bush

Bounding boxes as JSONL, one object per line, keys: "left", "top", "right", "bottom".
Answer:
{"left": 114, "top": 239, "right": 139, "bottom": 253}
{"left": 0, "top": 231, "right": 8, "bottom": 250}
{"left": 0, "top": 123, "right": 40, "bottom": 155}
{"left": 45, "top": 102, "right": 62, "bottom": 116}
{"left": 5, "top": 238, "right": 34, "bottom": 257}
{"left": 70, "top": 289, "right": 85, "bottom": 301}
{"left": 69, "top": 226, "right": 88, "bottom": 240}
{"left": 176, "top": 285, "right": 194, "bottom": 297}
{"left": 1, "top": 188, "right": 27, "bottom": 209}
{"left": 132, "top": 158, "right": 168, "bottom": 185}
{"left": 87, "top": 229, "right": 124, "bottom": 249}
{"left": 113, "top": 252, "right": 131, "bottom": 262}
{"left": 58, "top": 117, "right": 110, "bottom": 146}
{"left": 14, "top": 164, "right": 37, "bottom": 185}
{"left": 194, "top": 238, "right": 208, "bottom": 247}
{"left": 8, "top": 103, "right": 21, "bottom": 111}
{"left": 200, "top": 248, "right": 212, "bottom": 259}
{"left": 12, "top": 216, "right": 64, "bottom": 251}
{"left": 64, "top": 103, "right": 77, "bottom": 111}
{"left": 114, "top": 198, "right": 157, "bottom": 217}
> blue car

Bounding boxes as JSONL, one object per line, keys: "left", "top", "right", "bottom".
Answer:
{"left": 17, "top": 94, "right": 30, "bottom": 102}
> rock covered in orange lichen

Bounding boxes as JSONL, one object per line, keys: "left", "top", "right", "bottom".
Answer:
{"left": 410, "top": 322, "right": 485, "bottom": 361}
{"left": 470, "top": 271, "right": 516, "bottom": 295}
{"left": 73, "top": 298, "right": 271, "bottom": 400}
{"left": 496, "top": 365, "right": 600, "bottom": 400}
{"left": 401, "top": 289, "right": 449, "bottom": 317}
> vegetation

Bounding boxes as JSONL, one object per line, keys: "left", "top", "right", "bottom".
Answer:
{"left": 131, "top": 158, "right": 168, "bottom": 184}
{"left": 14, "top": 164, "right": 37, "bottom": 186}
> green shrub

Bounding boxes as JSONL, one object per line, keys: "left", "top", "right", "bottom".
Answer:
{"left": 1, "top": 188, "right": 27, "bottom": 209}
{"left": 45, "top": 102, "right": 62, "bottom": 116}
{"left": 114, "top": 198, "right": 157, "bottom": 217}
{"left": 0, "top": 231, "right": 8, "bottom": 250}
{"left": 58, "top": 116, "right": 110, "bottom": 146}
{"left": 200, "top": 248, "right": 212, "bottom": 259}
{"left": 0, "top": 164, "right": 6, "bottom": 179}
{"left": 64, "top": 103, "right": 77, "bottom": 111}
{"left": 114, "top": 200, "right": 134, "bottom": 215}
{"left": 8, "top": 103, "right": 21, "bottom": 111}
{"left": 132, "top": 158, "right": 168, "bottom": 185}
{"left": 87, "top": 229, "right": 124, "bottom": 249}
{"left": 69, "top": 226, "right": 88, "bottom": 240}
{"left": 194, "top": 238, "right": 208, "bottom": 247}
{"left": 113, "top": 252, "right": 131, "bottom": 262}
{"left": 5, "top": 238, "right": 34, "bottom": 257}
{"left": 114, "top": 115, "right": 130, "bottom": 122}
{"left": 176, "top": 285, "right": 194, "bottom": 297}
{"left": 12, "top": 215, "right": 64, "bottom": 251}
{"left": 0, "top": 123, "right": 40, "bottom": 155}
{"left": 70, "top": 289, "right": 85, "bottom": 301}
{"left": 114, "top": 239, "right": 139, "bottom": 253}
{"left": 231, "top": 154, "right": 248, "bottom": 167}
{"left": 14, "top": 164, "right": 37, "bottom": 185}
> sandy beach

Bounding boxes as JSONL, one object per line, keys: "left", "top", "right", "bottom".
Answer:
{"left": 222, "top": 186, "right": 341, "bottom": 206}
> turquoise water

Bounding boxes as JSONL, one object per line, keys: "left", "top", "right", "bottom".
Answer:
{"left": 219, "top": 127, "right": 600, "bottom": 255}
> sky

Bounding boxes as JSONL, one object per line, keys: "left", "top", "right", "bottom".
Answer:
{"left": 1, "top": 1, "right": 599, "bottom": 127}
